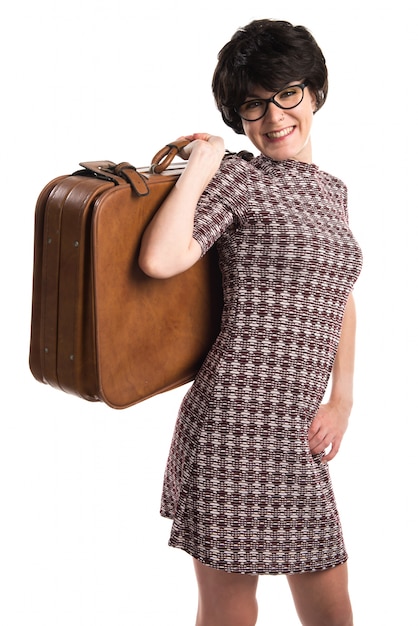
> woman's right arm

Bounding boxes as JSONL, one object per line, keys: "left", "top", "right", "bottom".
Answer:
{"left": 138, "top": 133, "right": 225, "bottom": 279}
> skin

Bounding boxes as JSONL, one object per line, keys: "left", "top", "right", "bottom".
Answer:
{"left": 139, "top": 86, "right": 356, "bottom": 626}
{"left": 240, "top": 82, "right": 317, "bottom": 164}
{"left": 194, "top": 558, "right": 353, "bottom": 626}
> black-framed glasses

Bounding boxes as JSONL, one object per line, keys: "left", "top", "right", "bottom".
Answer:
{"left": 236, "top": 84, "right": 307, "bottom": 122}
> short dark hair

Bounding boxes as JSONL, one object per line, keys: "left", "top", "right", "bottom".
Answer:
{"left": 212, "top": 19, "right": 328, "bottom": 135}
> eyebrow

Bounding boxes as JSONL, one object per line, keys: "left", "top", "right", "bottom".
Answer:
{"left": 245, "top": 82, "right": 302, "bottom": 99}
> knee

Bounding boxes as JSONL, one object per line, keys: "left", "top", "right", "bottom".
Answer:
{"left": 333, "top": 612, "right": 353, "bottom": 626}
{"left": 303, "top": 608, "right": 353, "bottom": 626}
{"left": 196, "top": 597, "right": 258, "bottom": 626}
{"left": 324, "top": 604, "right": 353, "bottom": 626}
{"left": 233, "top": 601, "right": 258, "bottom": 626}
{"left": 193, "top": 559, "right": 259, "bottom": 626}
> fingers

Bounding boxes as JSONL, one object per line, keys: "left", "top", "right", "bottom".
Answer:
{"left": 176, "top": 133, "right": 224, "bottom": 161}
{"left": 307, "top": 418, "right": 323, "bottom": 451}
{"left": 322, "top": 440, "right": 341, "bottom": 463}
{"left": 179, "top": 133, "right": 221, "bottom": 144}
{"left": 309, "top": 433, "right": 334, "bottom": 456}
{"left": 308, "top": 402, "right": 349, "bottom": 463}
{"left": 185, "top": 133, "right": 216, "bottom": 141}
{"left": 308, "top": 419, "right": 342, "bottom": 463}
{"left": 310, "top": 434, "right": 341, "bottom": 462}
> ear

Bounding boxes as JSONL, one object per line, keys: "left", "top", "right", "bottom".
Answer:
{"left": 310, "top": 90, "right": 318, "bottom": 113}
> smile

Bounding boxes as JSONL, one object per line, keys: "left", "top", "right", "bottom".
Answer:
{"left": 266, "top": 127, "right": 294, "bottom": 139}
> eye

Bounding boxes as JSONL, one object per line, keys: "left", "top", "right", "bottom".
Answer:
{"left": 279, "top": 88, "right": 298, "bottom": 100}
{"left": 241, "top": 99, "right": 264, "bottom": 112}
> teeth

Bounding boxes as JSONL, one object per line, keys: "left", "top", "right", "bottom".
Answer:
{"left": 267, "top": 127, "right": 293, "bottom": 139}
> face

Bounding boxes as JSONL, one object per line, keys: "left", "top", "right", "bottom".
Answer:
{"left": 240, "top": 83, "right": 317, "bottom": 163}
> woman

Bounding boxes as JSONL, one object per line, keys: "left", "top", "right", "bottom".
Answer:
{"left": 139, "top": 19, "right": 362, "bottom": 626}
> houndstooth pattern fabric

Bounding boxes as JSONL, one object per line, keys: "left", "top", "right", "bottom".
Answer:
{"left": 160, "top": 155, "right": 363, "bottom": 575}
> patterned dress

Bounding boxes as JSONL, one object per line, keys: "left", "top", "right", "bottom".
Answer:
{"left": 160, "top": 154, "right": 363, "bottom": 575}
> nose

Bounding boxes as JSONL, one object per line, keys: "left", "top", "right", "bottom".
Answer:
{"left": 264, "top": 100, "right": 285, "bottom": 121}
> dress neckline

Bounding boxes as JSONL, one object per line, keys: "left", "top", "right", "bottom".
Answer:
{"left": 253, "top": 154, "right": 320, "bottom": 176}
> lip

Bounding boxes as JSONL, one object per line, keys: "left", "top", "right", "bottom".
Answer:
{"left": 265, "top": 126, "right": 295, "bottom": 140}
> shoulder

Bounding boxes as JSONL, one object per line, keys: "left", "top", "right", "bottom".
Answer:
{"left": 319, "top": 169, "right": 347, "bottom": 192}
{"left": 212, "top": 152, "right": 274, "bottom": 193}
{"left": 317, "top": 169, "right": 349, "bottom": 222}
{"left": 218, "top": 152, "right": 257, "bottom": 179}
{"left": 202, "top": 153, "right": 258, "bottom": 199}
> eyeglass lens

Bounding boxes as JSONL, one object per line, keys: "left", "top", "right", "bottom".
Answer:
{"left": 237, "top": 85, "right": 304, "bottom": 121}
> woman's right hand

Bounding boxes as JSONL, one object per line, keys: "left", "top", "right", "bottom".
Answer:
{"left": 139, "top": 133, "right": 225, "bottom": 279}
{"left": 177, "top": 133, "right": 225, "bottom": 168}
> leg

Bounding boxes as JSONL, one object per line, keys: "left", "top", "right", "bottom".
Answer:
{"left": 193, "top": 558, "right": 259, "bottom": 626}
{"left": 286, "top": 562, "right": 353, "bottom": 626}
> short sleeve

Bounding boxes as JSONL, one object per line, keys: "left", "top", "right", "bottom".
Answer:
{"left": 338, "top": 182, "right": 349, "bottom": 225}
{"left": 192, "top": 157, "right": 249, "bottom": 256}
{"left": 323, "top": 172, "right": 349, "bottom": 226}
{"left": 334, "top": 176, "right": 349, "bottom": 225}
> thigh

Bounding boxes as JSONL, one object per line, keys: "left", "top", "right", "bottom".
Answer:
{"left": 286, "top": 562, "right": 353, "bottom": 626}
{"left": 193, "top": 558, "right": 259, "bottom": 626}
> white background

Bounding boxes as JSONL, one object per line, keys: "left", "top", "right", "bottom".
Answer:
{"left": 1, "top": 1, "right": 417, "bottom": 624}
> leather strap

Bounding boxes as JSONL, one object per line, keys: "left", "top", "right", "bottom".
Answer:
{"left": 77, "top": 161, "right": 149, "bottom": 197}
{"left": 113, "top": 162, "right": 149, "bottom": 196}
{"left": 150, "top": 139, "right": 190, "bottom": 174}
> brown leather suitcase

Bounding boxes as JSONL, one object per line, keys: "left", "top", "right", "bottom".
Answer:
{"left": 29, "top": 141, "right": 223, "bottom": 409}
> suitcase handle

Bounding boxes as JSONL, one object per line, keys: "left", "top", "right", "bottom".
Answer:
{"left": 151, "top": 140, "right": 254, "bottom": 175}
{"left": 150, "top": 139, "right": 190, "bottom": 174}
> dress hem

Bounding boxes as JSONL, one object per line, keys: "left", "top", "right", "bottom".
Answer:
{"left": 164, "top": 531, "right": 349, "bottom": 576}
